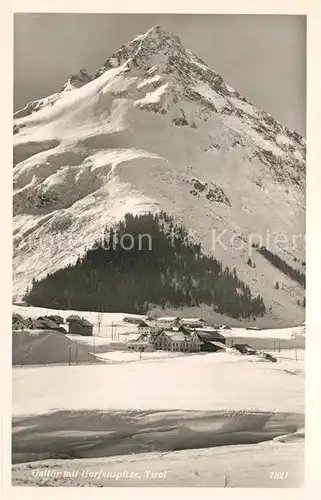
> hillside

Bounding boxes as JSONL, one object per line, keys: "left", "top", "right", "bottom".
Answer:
{"left": 13, "top": 25, "right": 305, "bottom": 324}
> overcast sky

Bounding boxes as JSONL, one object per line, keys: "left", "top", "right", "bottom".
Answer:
{"left": 14, "top": 14, "right": 306, "bottom": 135}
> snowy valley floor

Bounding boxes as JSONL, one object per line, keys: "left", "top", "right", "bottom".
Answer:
{"left": 12, "top": 348, "right": 304, "bottom": 487}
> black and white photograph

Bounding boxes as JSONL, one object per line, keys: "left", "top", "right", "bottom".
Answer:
{"left": 10, "top": 10, "right": 307, "bottom": 489}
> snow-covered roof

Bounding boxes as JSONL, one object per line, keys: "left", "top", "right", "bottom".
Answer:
{"left": 47, "top": 314, "right": 64, "bottom": 323}
{"left": 12, "top": 313, "right": 24, "bottom": 321}
{"left": 138, "top": 320, "right": 160, "bottom": 327}
{"left": 157, "top": 317, "right": 180, "bottom": 322}
{"left": 66, "top": 314, "right": 81, "bottom": 322}
{"left": 123, "top": 316, "right": 145, "bottom": 324}
{"left": 208, "top": 341, "right": 226, "bottom": 348}
{"left": 12, "top": 316, "right": 29, "bottom": 326}
{"left": 194, "top": 326, "right": 219, "bottom": 332}
{"left": 163, "top": 330, "right": 191, "bottom": 341}
{"left": 196, "top": 330, "right": 225, "bottom": 340}
{"left": 69, "top": 317, "right": 93, "bottom": 327}
{"left": 181, "top": 317, "right": 205, "bottom": 323}
{"left": 125, "top": 333, "right": 142, "bottom": 342}
{"left": 32, "top": 318, "right": 61, "bottom": 330}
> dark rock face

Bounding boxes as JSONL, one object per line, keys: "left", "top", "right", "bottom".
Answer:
{"left": 186, "top": 177, "right": 231, "bottom": 207}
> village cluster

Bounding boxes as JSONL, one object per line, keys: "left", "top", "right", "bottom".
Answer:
{"left": 12, "top": 313, "right": 93, "bottom": 336}
{"left": 124, "top": 316, "right": 230, "bottom": 353}
{"left": 12, "top": 312, "right": 277, "bottom": 361}
{"left": 123, "top": 316, "right": 277, "bottom": 361}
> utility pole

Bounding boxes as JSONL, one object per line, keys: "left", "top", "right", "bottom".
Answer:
{"left": 97, "top": 313, "right": 102, "bottom": 335}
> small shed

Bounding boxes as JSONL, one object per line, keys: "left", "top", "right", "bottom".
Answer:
{"left": 68, "top": 318, "right": 93, "bottom": 336}
{"left": 232, "top": 343, "right": 257, "bottom": 355}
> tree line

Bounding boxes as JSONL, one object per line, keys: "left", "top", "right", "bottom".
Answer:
{"left": 252, "top": 243, "right": 305, "bottom": 288}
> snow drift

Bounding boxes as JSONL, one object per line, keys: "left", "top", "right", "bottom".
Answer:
{"left": 12, "top": 329, "right": 100, "bottom": 366}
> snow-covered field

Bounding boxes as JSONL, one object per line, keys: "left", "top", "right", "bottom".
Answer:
{"left": 12, "top": 352, "right": 305, "bottom": 415}
{"left": 12, "top": 346, "right": 304, "bottom": 486}
{"left": 95, "top": 350, "right": 187, "bottom": 362}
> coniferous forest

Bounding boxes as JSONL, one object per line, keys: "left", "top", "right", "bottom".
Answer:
{"left": 252, "top": 244, "right": 306, "bottom": 288}
{"left": 25, "top": 212, "right": 266, "bottom": 318}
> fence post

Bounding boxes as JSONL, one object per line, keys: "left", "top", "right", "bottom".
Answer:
{"left": 68, "top": 346, "right": 72, "bottom": 366}
{"left": 75, "top": 341, "right": 78, "bottom": 365}
{"left": 93, "top": 337, "right": 95, "bottom": 355}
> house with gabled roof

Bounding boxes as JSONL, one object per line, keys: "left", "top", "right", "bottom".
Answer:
{"left": 68, "top": 317, "right": 93, "bottom": 336}
{"left": 127, "top": 333, "right": 154, "bottom": 352}
{"left": 12, "top": 313, "right": 30, "bottom": 330}
{"left": 153, "top": 328, "right": 201, "bottom": 352}
{"left": 137, "top": 319, "right": 165, "bottom": 337}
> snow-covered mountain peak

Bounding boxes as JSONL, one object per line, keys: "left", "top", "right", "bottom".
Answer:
{"left": 13, "top": 26, "right": 305, "bottom": 324}
{"left": 95, "top": 25, "right": 190, "bottom": 76}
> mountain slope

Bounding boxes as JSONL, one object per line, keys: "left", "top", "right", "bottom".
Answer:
{"left": 13, "top": 25, "right": 305, "bottom": 325}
